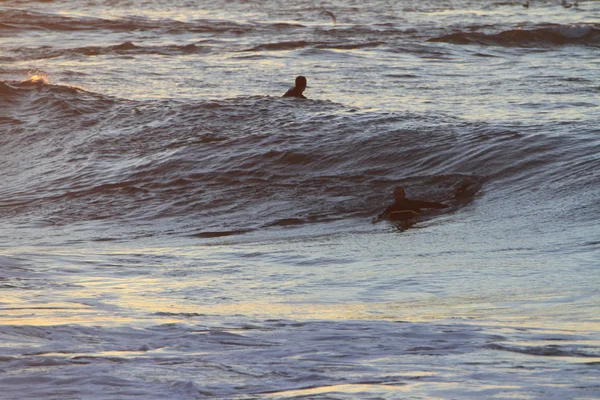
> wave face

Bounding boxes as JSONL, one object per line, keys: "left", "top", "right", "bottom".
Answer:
{"left": 0, "top": 42, "right": 210, "bottom": 62}
{"left": 0, "top": 8, "right": 254, "bottom": 34}
{"left": 1, "top": 79, "right": 598, "bottom": 238}
{"left": 429, "top": 24, "right": 600, "bottom": 47}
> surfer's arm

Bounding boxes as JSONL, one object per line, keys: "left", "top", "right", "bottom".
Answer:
{"left": 375, "top": 205, "right": 394, "bottom": 221}
{"left": 410, "top": 200, "right": 449, "bottom": 209}
{"left": 283, "top": 87, "right": 307, "bottom": 99}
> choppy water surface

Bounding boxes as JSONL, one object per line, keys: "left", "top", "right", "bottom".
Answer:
{"left": 1, "top": 0, "right": 599, "bottom": 398}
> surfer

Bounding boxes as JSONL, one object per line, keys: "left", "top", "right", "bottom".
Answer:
{"left": 377, "top": 186, "right": 448, "bottom": 222}
{"left": 283, "top": 76, "right": 307, "bottom": 99}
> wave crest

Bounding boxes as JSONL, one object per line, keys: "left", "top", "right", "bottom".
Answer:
{"left": 428, "top": 24, "right": 600, "bottom": 47}
{"left": 0, "top": 9, "right": 254, "bottom": 34}
{"left": 2, "top": 42, "right": 210, "bottom": 62}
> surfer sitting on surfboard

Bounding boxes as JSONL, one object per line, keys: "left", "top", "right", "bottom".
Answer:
{"left": 377, "top": 186, "right": 448, "bottom": 221}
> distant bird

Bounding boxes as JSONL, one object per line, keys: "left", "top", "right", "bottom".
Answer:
{"left": 322, "top": 10, "right": 337, "bottom": 25}
{"left": 522, "top": 1, "right": 530, "bottom": 8}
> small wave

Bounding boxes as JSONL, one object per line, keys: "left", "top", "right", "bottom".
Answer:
{"left": 154, "top": 312, "right": 206, "bottom": 318}
{"left": 265, "top": 218, "right": 307, "bottom": 227}
{"left": 429, "top": 24, "right": 600, "bottom": 47}
{"left": 488, "top": 343, "right": 599, "bottom": 358}
{"left": 244, "top": 40, "right": 383, "bottom": 52}
{"left": 3, "top": 42, "right": 210, "bottom": 61}
{"left": 244, "top": 40, "right": 315, "bottom": 52}
{"left": 191, "top": 230, "right": 255, "bottom": 238}
{"left": 0, "top": 9, "right": 254, "bottom": 35}
{"left": 490, "top": 1, "right": 529, "bottom": 7}
{"left": 0, "top": 77, "right": 118, "bottom": 117}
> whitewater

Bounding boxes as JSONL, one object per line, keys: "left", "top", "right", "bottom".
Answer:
{"left": 1, "top": 0, "right": 599, "bottom": 398}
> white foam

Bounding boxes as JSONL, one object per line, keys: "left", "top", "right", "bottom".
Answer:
{"left": 553, "top": 23, "right": 593, "bottom": 38}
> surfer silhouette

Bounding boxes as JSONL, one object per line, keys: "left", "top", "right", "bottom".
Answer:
{"left": 377, "top": 186, "right": 448, "bottom": 222}
{"left": 283, "top": 76, "right": 307, "bottom": 99}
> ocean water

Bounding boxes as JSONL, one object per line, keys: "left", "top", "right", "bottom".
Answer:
{"left": 1, "top": 0, "right": 599, "bottom": 398}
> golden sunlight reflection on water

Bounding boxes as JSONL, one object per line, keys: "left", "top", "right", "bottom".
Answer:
{"left": 26, "top": 70, "right": 49, "bottom": 84}
{"left": 263, "top": 381, "right": 527, "bottom": 398}
{"left": 3, "top": 271, "right": 600, "bottom": 339}
{"left": 0, "top": 239, "right": 598, "bottom": 337}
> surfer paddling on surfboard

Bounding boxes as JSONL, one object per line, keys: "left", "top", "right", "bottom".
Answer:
{"left": 377, "top": 186, "right": 448, "bottom": 222}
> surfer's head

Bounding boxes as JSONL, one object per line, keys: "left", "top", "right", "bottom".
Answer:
{"left": 393, "top": 186, "right": 406, "bottom": 202}
{"left": 295, "top": 76, "right": 307, "bottom": 91}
